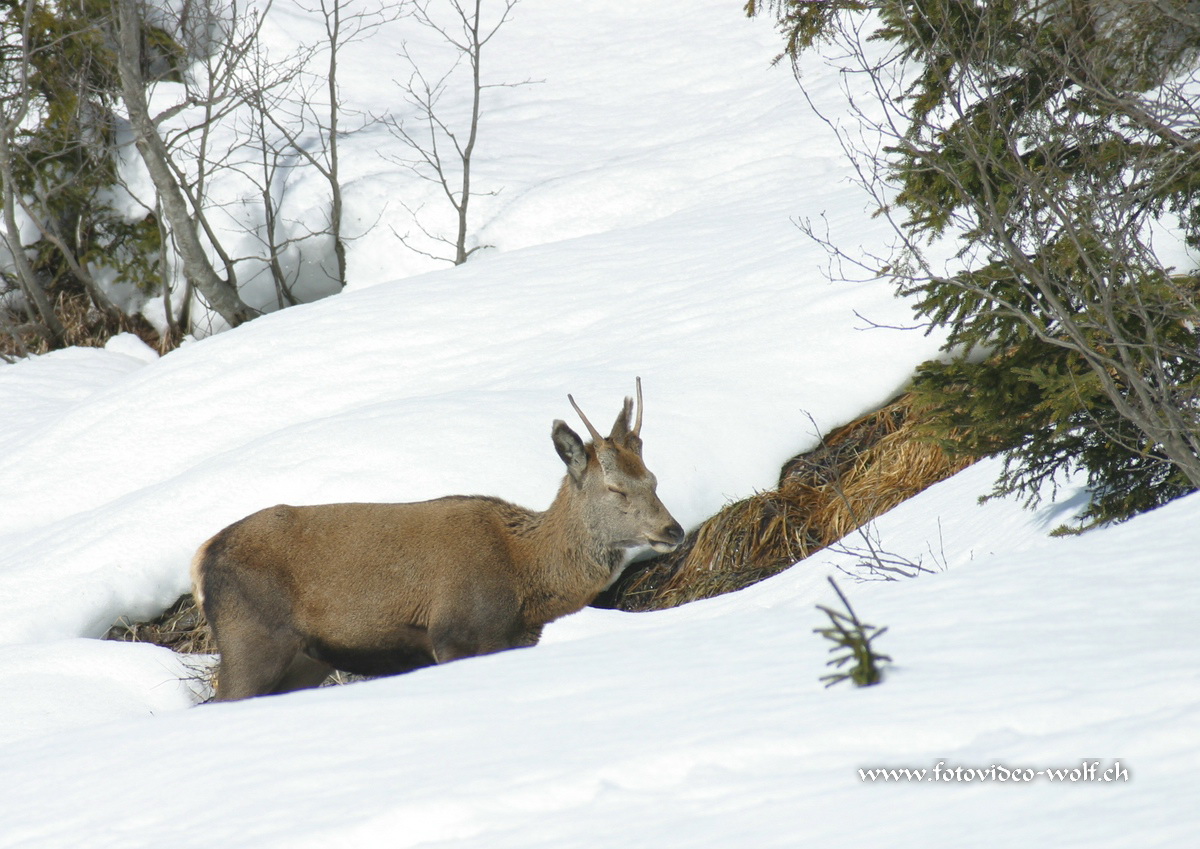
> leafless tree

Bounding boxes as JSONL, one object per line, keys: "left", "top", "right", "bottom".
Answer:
{"left": 383, "top": 0, "right": 527, "bottom": 265}
{"left": 241, "top": 0, "right": 400, "bottom": 298}
{"left": 2, "top": 0, "right": 402, "bottom": 349}
{"left": 114, "top": 0, "right": 259, "bottom": 329}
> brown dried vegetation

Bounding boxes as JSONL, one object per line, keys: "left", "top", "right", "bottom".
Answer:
{"left": 106, "top": 593, "right": 214, "bottom": 654}
{"left": 599, "top": 394, "right": 976, "bottom": 610}
{"left": 1, "top": 289, "right": 166, "bottom": 361}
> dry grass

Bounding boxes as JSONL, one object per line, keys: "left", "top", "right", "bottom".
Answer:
{"left": 1, "top": 289, "right": 169, "bottom": 361}
{"left": 601, "top": 394, "right": 976, "bottom": 610}
{"left": 105, "top": 593, "right": 216, "bottom": 654}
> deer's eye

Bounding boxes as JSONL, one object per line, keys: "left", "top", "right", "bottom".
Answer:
{"left": 608, "top": 487, "right": 628, "bottom": 500}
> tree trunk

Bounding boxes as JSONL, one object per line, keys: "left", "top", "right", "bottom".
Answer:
{"left": 0, "top": 139, "right": 66, "bottom": 346}
{"left": 0, "top": 0, "right": 65, "bottom": 346}
{"left": 326, "top": 0, "right": 347, "bottom": 287}
{"left": 114, "top": 0, "right": 256, "bottom": 329}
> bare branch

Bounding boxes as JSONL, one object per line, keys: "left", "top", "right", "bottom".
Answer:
{"left": 114, "top": 0, "right": 256, "bottom": 328}
{"left": 382, "top": 0, "right": 530, "bottom": 265}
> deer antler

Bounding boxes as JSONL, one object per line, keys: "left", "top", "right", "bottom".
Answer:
{"left": 568, "top": 394, "right": 605, "bottom": 445}
{"left": 632, "top": 376, "right": 643, "bottom": 439}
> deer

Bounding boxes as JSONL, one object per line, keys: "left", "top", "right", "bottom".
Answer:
{"left": 190, "top": 379, "right": 684, "bottom": 701}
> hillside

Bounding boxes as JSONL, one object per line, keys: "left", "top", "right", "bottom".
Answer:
{"left": 0, "top": 1, "right": 1196, "bottom": 846}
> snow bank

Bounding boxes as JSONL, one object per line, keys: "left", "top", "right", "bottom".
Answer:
{"left": 1, "top": 463, "right": 1196, "bottom": 848}
{"left": 1, "top": 1, "right": 1194, "bottom": 846}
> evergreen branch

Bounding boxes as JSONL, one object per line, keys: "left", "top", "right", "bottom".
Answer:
{"left": 813, "top": 576, "right": 891, "bottom": 688}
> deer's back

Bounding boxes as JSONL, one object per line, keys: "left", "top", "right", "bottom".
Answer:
{"left": 199, "top": 497, "right": 534, "bottom": 645}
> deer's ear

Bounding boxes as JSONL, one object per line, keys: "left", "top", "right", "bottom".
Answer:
{"left": 552, "top": 420, "right": 589, "bottom": 483}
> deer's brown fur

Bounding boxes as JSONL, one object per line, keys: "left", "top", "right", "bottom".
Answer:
{"left": 192, "top": 380, "right": 683, "bottom": 701}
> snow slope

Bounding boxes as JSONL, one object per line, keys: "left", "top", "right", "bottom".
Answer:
{"left": 1, "top": 1, "right": 1196, "bottom": 846}
{"left": 2, "top": 461, "right": 1197, "bottom": 848}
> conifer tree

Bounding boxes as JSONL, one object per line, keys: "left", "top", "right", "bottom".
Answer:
{"left": 751, "top": 0, "right": 1200, "bottom": 524}
{"left": 1, "top": 0, "right": 165, "bottom": 351}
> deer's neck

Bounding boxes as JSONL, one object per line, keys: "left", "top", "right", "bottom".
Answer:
{"left": 513, "top": 479, "right": 623, "bottom": 625}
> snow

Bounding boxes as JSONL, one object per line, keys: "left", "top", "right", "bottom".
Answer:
{"left": 0, "top": 1, "right": 1196, "bottom": 846}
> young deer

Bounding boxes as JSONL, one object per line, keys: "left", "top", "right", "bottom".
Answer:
{"left": 192, "top": 379, "right": 683, "bottom": 701}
